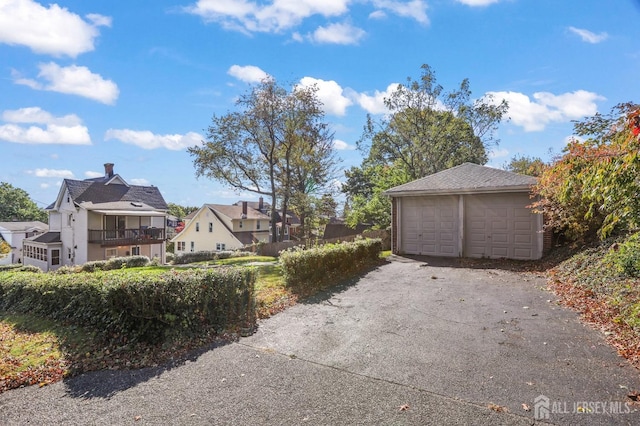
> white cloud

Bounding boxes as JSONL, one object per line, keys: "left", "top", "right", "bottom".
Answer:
{"left": 28, "top": 168, "right": 74, "bottom": 179}
{"left": 488, "top": 148, "right": 509, "bottom": 159}
{"left": 333, "top": 139, "right": 354, "bottom": 150}
{"left": 372, "top": 0, "right": 428, "bottom": 24}
{"left": 297, "top": 77, "right": 353, "bottom": 116}
{"left": 568, "top": 26, "right": 608, "bottom": 44}
{"left": 2, "top": 107, "right": 81, "bottom": 126}
{"left": 352, "top": 83, "right": 398, "bottom": 115}
{"left": 310, "top": 22, "right": 366, "bottom": 45}
{"left": 0, "top": 0, "right": 110, "bottom": 57}
{"left": 228, "top": 64, "right": 269, "bottom": 83}
{"left": 105, "top": 129, "right": 203, "bottom": 150}
{"left": 185, "top": 0, "right": 349, "bottom": 33}
{"left": 368, "top": 10, "right": 387, "bottom": 20}
{"left": 14, "top": 62, "right": 119, "bottom": 105}
{"left": 456, "top": 0, "right": 501, "bottom": 5}
{"left": 0, "top": 107, "right": 91, "bottom": 145}
{"left": 486, "top": 90, "right": 606, "bottom": 132}
{"left": 84, "top": 171, "right": 104, "bottom": 178}
{"left": 130, "top": 178, "right": 151, "bottom": 186}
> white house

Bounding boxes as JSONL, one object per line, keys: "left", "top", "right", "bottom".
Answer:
{"left": 171, "top": 202, "right": 271, "bottom": 254}
{"left": 23, "top": 163, "right": 168, "bottom": 271}
{"left": 0, "top": 221, "right": 48, "bottom": 265}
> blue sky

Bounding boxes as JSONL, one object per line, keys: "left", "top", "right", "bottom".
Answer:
{"left": 1, "top": 0, "right": 639, "bottom": 209}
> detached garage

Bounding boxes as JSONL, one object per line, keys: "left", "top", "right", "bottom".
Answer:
{"left": 384, "top": 163, "right": 544, "bottom": 260}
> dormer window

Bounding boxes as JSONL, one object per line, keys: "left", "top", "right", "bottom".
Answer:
{"left": 196, "top": 222, "right": 200, "bottom": 232}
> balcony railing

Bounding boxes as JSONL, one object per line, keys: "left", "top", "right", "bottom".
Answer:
{"left": 88, "top": 228, "right": 165, "bottom": 246}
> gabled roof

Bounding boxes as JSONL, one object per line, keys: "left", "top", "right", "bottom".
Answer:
{"left": 383, "top": 163, "right": 537, "bottom": 196}
{"left": 51, "top": 178, "right": 168, "bottom": 211}
{"left": 0, "top": 221, "right": 48, "bottom": 232}
{"left": 208, "top": 204, "right": 270, "bottom": 220}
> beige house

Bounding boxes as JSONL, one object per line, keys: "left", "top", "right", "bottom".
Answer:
{"left": 23, "top": 163, "right": 168, "bottom": 271}
{"left": 171, "top": 202, "right": 271, "bottom": 253}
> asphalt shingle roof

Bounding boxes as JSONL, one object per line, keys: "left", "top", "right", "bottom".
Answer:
{"left": 62, "top": 179, "right": 168, "bottom": 210}
{"left": 29, "top": 232, "right": 61, "bottom": 243}
{"left": 208, "top": 204, "right": 270, "bottom": 220}
{"left": 383, "top": 163, "right": 537, "bottom": 196}
{"left": 0, "top": 221, "right": 48, "bottom": 232}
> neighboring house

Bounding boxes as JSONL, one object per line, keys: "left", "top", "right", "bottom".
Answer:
{"left": 0, "top": 221, "right": 48, "bottom": 265}
{"left": 166, "top": 214, "right": 180, "bottom": 239}
{"left": 23, "top": 163, "right": 168, "bottom": 272}
{"left": 232, "top": 198, "right": 301, "bottom": 241}
{"left": 171, "top": 201, "right": 271, "bottom": 253}
{"left": 383, "top": 163, "right": 545, "bottom": 260}
{"left": 323, "top": 218, "right": 371, "bottom": 240}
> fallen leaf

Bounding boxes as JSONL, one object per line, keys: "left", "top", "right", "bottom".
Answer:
{"left": 398, "top": 404, "right": 410, "bottom": 411}
{"left": 134, "top": 415, "right": 142, "bottom": 421}
{"left": 488, "top": 403, "right": 508, "bottom": 413}
{"left": 522, "top": 403, "right": 531, "bottom": 412}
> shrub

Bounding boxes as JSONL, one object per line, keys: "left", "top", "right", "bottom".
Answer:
{"left": 165, "top": 252, "right": 175, "bottom": 264}
{"left": 173, "top": 250, "right": 251, "bottom": 265}
{"left": 607, "top": 233, "right": 640, "bottom": 278}
{"left": 279, "top": 238, "right": 382, "bottom": 294}
{"left": 0, "top": 267, "right": 256, "bottom": 344}
{"left": 81, "top": 256, "right": 150, "bottom": 272}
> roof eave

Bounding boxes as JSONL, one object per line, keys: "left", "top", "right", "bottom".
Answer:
{"left": 383, "top": 184, "right": 534, "bottom": 197}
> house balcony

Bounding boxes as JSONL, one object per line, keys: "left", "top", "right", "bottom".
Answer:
{"left": 88, "top": 228, "right": 165, "bottom": 246}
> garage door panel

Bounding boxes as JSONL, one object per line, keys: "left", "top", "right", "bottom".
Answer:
{"left": 464, "top": 193, "right": 539, "bottom": 260}
{"left": 400, "top": 196, "right": 459, "bottom": 256}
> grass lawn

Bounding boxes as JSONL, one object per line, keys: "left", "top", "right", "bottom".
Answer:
{"left": 0, "top": 255, "right": 288, "bottom": 392}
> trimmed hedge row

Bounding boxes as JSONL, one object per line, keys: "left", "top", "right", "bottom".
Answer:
{"left": 279, "top": 238, "right": 382, "bottom": 294}
{"left": 80, "top": 255, "right": 151, "bottom": 272}
{"left": 0, "top": 267, "right": 255, "bottom": 343}
{"left": 173, "top": 250, "right": 251, "bottom": 265}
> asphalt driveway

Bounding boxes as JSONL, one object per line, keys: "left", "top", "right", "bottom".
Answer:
{"left": 2, "top": 255, "right": 640, "bottom": 425}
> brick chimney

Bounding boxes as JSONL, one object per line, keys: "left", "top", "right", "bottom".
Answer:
{"left": 104, "top": 163, "right": 114, "bottom": 178}
{"left": 259, "top": 197, "right": 264, "bottom": 211}
{"left": 242, "top": 201, "right": 248, "bottom": 217}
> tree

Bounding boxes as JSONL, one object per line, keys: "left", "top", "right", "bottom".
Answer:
{"left": 189, "top": 78, "right": 337, "bottom": 241}
{"left": 359, "top": 64, "right": 508, "bottom": 181}
{"left": 504, "top": 154, "right": 546, "bottom": 177}
{"left": 167, "top": 202, "right": 198, "bottom": 220}
{"left": 344, "top": 64, "right": 507, "bottom": 228}
{"left": 532, "top": 102, "right": 640, "bottom": 240}
{"left": 0, "top": 182, "right": 47, "bottom": 222}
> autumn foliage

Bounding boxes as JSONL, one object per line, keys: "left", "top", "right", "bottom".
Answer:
{"left": 533, "top": 102, "right": 640, "bottom": 241}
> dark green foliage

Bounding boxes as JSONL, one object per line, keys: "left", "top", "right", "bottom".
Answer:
{"left": 279, "top": 238, "right": 382, "bottom": 294}
{"left": 173, "top": 250, "right": 250, "bottom": 265}
{"left": 0, "top": 182, "right": 47, "bottom": 222}
{"left": 80, "top": 256, "right": 150, "bottom": 272}
{"left": 0, "top": 268, "right": 255, "bottom": 344}
{"left": 0, "top": 264, "right": 42, "bottom": 273}
{"left": 606, "top": 234, "right": 640, "bottom": 278}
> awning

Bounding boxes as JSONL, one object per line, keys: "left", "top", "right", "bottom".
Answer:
{"left": 92, "top": 210, "right": 166, "bottom": 217}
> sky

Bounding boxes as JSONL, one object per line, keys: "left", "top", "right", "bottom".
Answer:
{"left": 1, "top": 0, "right": 640, "bottom": 210}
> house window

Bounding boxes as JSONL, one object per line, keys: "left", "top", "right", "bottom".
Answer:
{"left": 209, "top": 222, "right": 213, "bottom": 232}
{"left": 284, "top": 226, "right": 289, "bottom": 235}
{"left": 131, "top": 246, "right": 140, "bottom": 256}
{"left": 239, "top": 221, "right": 243, "bottom": 229}
{"left": 216, "top": 243, "right": 226, "bottom": 251}
{"left": 51, "top": 249, "right": 60, "bottom": 266}
{"left": 177, "top": 241, "right": 185, "bottom": 251}
{"left": 190, "top": 241, "right": 194, "bottom": 252}
{"left": 106, "top": 248, "right": 117, "bottom": 259}
{"left": 196, "top": 222, "right": 200, "bottom": 232}
{"left": 257, "top": 220, "right": 261, "bottom": 230}
{"left": 67, "top": 213, "right": 72, "bottom": 226}
{"left": 68, "top": 248, "right": 72, "bottom": 259}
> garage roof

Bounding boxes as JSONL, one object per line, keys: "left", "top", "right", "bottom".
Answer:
{"left": 383, "top": 162, "right": 537, "bottom": 196}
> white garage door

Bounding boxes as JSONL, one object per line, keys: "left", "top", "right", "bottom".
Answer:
{"left": 400, "top": 196, "right": 459, "bottom": 256}
{"left": 464, "top": 193, "right": 539, "bottom": 260}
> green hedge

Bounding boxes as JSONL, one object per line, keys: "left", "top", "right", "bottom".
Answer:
{"left": 279, "top": 238, "right": 382, "bottom": 294}
{"left": 80, "top": 255, "right": 150, "bottom": 272}
{"left": 0, "top": 267, "right": 255, "bottom": 343}
{"left": 173, "top": 250, "right": 251, "bottom": 264}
